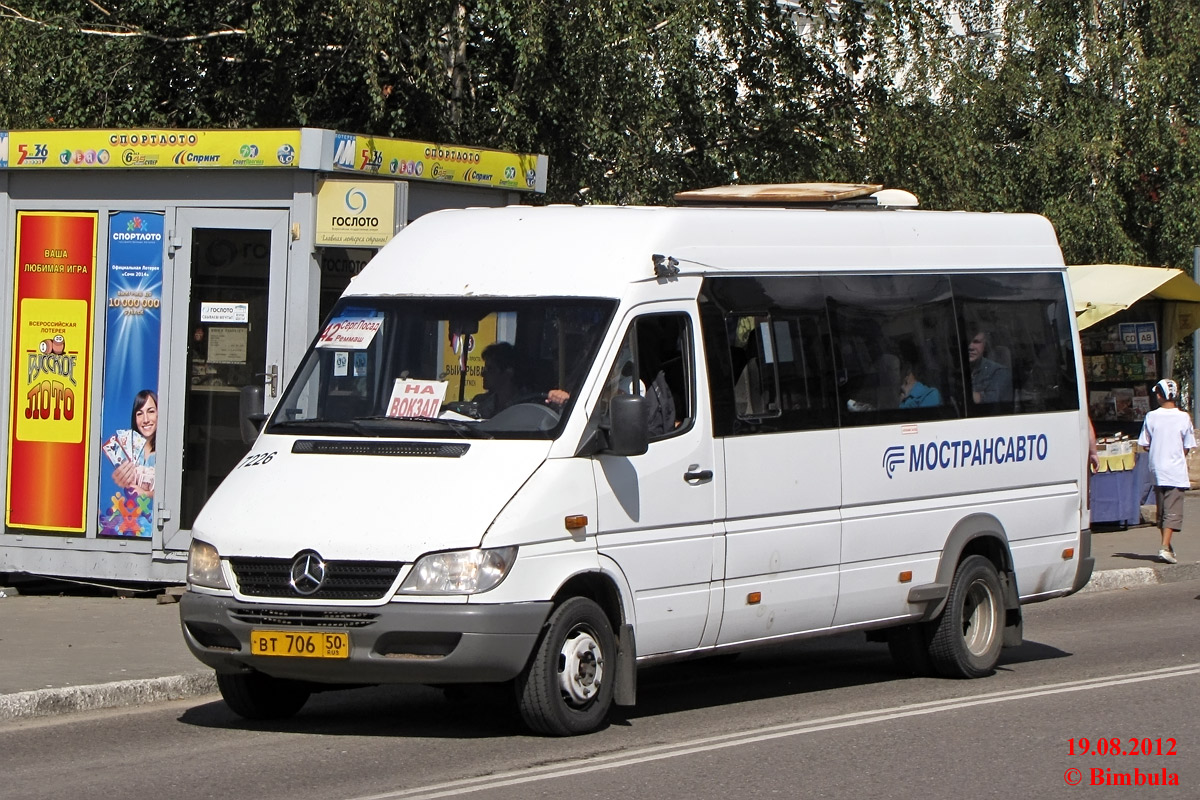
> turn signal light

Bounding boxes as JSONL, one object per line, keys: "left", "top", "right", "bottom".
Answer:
{"left": 898, "top": 571, "right": 913, "bottom": 583}
{"left": 747, "top": 591, "right": 761, "bottom": 605}
{"left": 1062, "top": 548, "right": 1075, "bottom": 559}
{"left": 564, "top": 515, "right": 588, "bottom": 530}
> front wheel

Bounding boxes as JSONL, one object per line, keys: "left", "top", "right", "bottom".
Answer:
{"left": 216, "top": 671, "right": 311, "bottom": 720}
{"left": 516, "top": 597, "right": 616, "bottom": 736}
{"left": 928, "top": 555, "right": 1005, "bottom": 678}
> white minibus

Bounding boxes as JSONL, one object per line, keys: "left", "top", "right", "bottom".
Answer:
{"left": 181, "top": 184, "right": 1093, "bottom": 735}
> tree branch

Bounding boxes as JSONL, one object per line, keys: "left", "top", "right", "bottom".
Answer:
{"left": 0, "top": 3, "right": 246, "bottom": 43}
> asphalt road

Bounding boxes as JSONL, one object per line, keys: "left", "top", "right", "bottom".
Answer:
{"left": 3, "top": 578, "right": 1198, "bottom": 800}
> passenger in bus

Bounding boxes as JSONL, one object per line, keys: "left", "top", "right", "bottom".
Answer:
{"left": 844, "top": 353, "right": 894, "bottom": 412}
{"left": 733, "top": 327, "right": 773, "bottom": 416}
{"left": 598, "top": 358, "right": 676, "bottom": 437}
{"left": 968, "top": 329, "right": 1013, "bottom": 404}
{"left": 898, "top": 359, "right": 941, "bottom": 408}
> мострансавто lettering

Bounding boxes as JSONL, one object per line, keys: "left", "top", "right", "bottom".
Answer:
{"left": 909, "top": 434, "right": 1049, "bottom": 472}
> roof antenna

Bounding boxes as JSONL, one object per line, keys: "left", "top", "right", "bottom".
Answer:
{"left": 652, "top": 254, "right": 679, "bottom": 279}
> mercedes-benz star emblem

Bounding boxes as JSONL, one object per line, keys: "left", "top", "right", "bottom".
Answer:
{"left": 289, "top": 550, "right": 327, "bottom": 596}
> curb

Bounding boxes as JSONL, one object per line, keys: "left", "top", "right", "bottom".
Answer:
{"left": 1077, "top": 561, "right": 1200, "bottom": 594}
{"left": 1077, "top": 567, "right": 1160, "bottom": 593}
{"left": 0, "top": 671, "right": 217, "bottom": 722}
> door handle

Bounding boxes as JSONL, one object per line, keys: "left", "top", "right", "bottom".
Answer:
{"left": 684, "top": 468, "right": 713, "bottom": 483}
{"left": 256, "top": 364, "right": 279, "bottom": 398}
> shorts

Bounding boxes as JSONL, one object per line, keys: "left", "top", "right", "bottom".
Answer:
{"left": 1155, "top": 486, "right": 1186, "bottom": 531}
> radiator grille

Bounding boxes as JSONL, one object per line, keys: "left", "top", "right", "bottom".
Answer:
{"left": 230, "top": 557, "right": 402, "bottom": 600}
{"left": 230, "top": 607, "right": 379, "bottom": 628}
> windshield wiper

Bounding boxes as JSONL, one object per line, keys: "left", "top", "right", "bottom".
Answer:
{"left": 269, "top": 415, "right": 490, "bottom": 439}
{"left": 268, "top": 419, "right": 367, "bottom": 434}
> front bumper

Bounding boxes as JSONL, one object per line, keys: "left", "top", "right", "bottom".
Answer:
{"left": 180, "top": 592, "right": 551, "bottom": 685}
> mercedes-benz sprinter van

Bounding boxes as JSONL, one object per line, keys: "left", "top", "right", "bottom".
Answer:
{"left": 181, "top": 184, "right": 1093, "bottom": 735}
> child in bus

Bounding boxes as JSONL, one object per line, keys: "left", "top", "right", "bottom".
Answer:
{"left": 1137, "top": 379, "right": 1195, "bottom": 563}
{"left": 898, "top": 359, "right": 941, "bottom": 408}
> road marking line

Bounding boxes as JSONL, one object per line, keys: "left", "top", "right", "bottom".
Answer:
{"left": 348, "top": 663, "right": 1200, "bottom": 800}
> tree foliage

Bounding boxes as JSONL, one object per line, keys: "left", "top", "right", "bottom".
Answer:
{"left": 1, "top": 1, "right": 1198, "bottom": 270}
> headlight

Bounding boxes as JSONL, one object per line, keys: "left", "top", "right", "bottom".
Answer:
{"left": 187, "top": 539, "right": 229, "bottom": 589}
{"left": 399, "top": 546, "right": 517, "bottom": 594}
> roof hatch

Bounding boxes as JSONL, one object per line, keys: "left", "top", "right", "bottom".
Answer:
{"left": 674, "top": 182, "right": 919, "bottom": 208}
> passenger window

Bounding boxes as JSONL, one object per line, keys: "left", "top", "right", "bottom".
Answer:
{"left": 826, "top": 275, "right": 961, "bottom": 426}
{"left": 953, "top": 274, "right": 1079, "bottom": 415}
{"left": 597, "top": 313, "right": 693, "bottom": 440}
{"left": 701, "top": 277, "right": 838, "bottom": 435}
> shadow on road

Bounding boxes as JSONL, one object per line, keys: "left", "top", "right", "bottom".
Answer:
{"left": 1112, "top": 551, "right": 1166, "bottom": 563}
{"left": 997, "top": 639, "right": 1072, "bottom": 668}
{"left": 176, "top": 631, "right": 1071, "bottom": 739}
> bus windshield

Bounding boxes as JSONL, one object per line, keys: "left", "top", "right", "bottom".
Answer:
{"left": 269, "top": 296, "right": 617, "bottom": 439}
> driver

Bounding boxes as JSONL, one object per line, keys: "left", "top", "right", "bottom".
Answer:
{"left": 473, "top": 342, "right": 529, "bottom": 417}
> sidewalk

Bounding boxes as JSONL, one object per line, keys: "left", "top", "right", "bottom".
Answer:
{"left": 2, "top": 513, "right": 1199, "bottom": 723}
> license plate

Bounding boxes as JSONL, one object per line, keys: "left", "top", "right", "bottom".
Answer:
{"left": 249, "top": 629, "right": 350, "bottom": 659}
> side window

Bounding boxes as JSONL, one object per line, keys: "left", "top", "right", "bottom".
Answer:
{"left": 826, "top": 275, "right": 962, "bottom": 426}
{"left": 597, "top": 313, "right": 693, "bottom": 440}
{"left": 701, "top": 276, "right": 838, "bottom": 436}
{"left": 953, "top": 273, "right": 1079, "bottom": 416}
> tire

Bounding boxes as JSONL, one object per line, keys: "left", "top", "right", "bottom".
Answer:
{"left": 516, "top": 597, "right": 616, "bottom": 736}
{"left": 886, "top": 623, "right": 935, "bottom": 677}
{"left": 216, "top": 671, "right": 311, "bottom": 720}
{"left": 928, "top": 555, "right": 1005, "bottom": 678}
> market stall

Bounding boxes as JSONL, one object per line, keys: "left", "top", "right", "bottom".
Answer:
{"left": 1069, "top": 264, "right": 1200, "bottom": 525}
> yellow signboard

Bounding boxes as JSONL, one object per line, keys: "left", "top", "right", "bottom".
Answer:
{"left": 315, "top": 179, "right": 400, "bottom": 247}
{"left": 0, "top": 128, "right": 547, "bottom": 192}
{"left": 331, "top": 133, "right": 544, "bottom": 192}
{"left": 15, "top": 297, "right": 89, "bottom": 443}
{"left": 440, "top": 316, "right": 500, "bottom": 401}
{"left": 2, "top": 129, "right": 301, "bottom": 168}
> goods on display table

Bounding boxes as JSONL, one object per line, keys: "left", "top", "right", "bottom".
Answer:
{"left": 1094, "top": 434, "right": 1136, "bottom": 473}
{"left": 1083, "top": 317, "right": 1159, "bottom": 427}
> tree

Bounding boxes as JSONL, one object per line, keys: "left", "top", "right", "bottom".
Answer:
{"left": 849, "top": 0, "right": 1200, "bottom": 271}
{"left": 1, "top": 0, "right": 1197, "bottom": 271}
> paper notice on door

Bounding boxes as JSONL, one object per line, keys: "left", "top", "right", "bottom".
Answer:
{"left": 200, "top": 302, "right": 249, "bottom": 323}
{"left": 207, "top": 326, "right": 248, "bottom": 364}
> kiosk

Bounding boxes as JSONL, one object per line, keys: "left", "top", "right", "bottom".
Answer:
{"left": 1069, "top": 264, "right": 1200, "bottom": 525}
{"left": 0, "top": 128, "right": 547, "bottom": 583}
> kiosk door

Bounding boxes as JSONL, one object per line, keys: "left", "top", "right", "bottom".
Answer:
{"left": 160, "top": 208, "right": 289, "bottom": 551}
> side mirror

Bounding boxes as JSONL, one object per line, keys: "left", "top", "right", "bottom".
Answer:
{"left": 606, "top": 394, "right": 649, "bottom": 456}
{"left": 239, "top": 384, "right": 268, "bottom": 444}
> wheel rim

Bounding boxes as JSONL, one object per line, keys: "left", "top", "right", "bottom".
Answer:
{"left": 960, "top": 578, "right": 998, "bottom": 657}
{"left": 557, "top": 624, "right": 604, "bottom": 707}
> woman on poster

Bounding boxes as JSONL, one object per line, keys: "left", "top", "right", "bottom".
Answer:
{"left": 111, "top": 389, "right": 157, "bottom": 497}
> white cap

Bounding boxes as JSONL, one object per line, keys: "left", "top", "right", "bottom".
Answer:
{"left": 1156, "top": 378, "right": 1178, "bottom": 400}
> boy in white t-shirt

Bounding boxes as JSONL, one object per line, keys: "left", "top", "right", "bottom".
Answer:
{"left": 1137, "top": 379, "right": 1196, "bottom": 563}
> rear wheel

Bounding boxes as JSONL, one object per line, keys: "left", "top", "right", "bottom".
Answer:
{"left": 216, "top": 671, "right": 311, "bottom": 720}
{"left": 516, "top": 597, "right": 615, "bottom": 736}
{"left": 928, "top": 555, "right": 1004, "bottom": 678}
